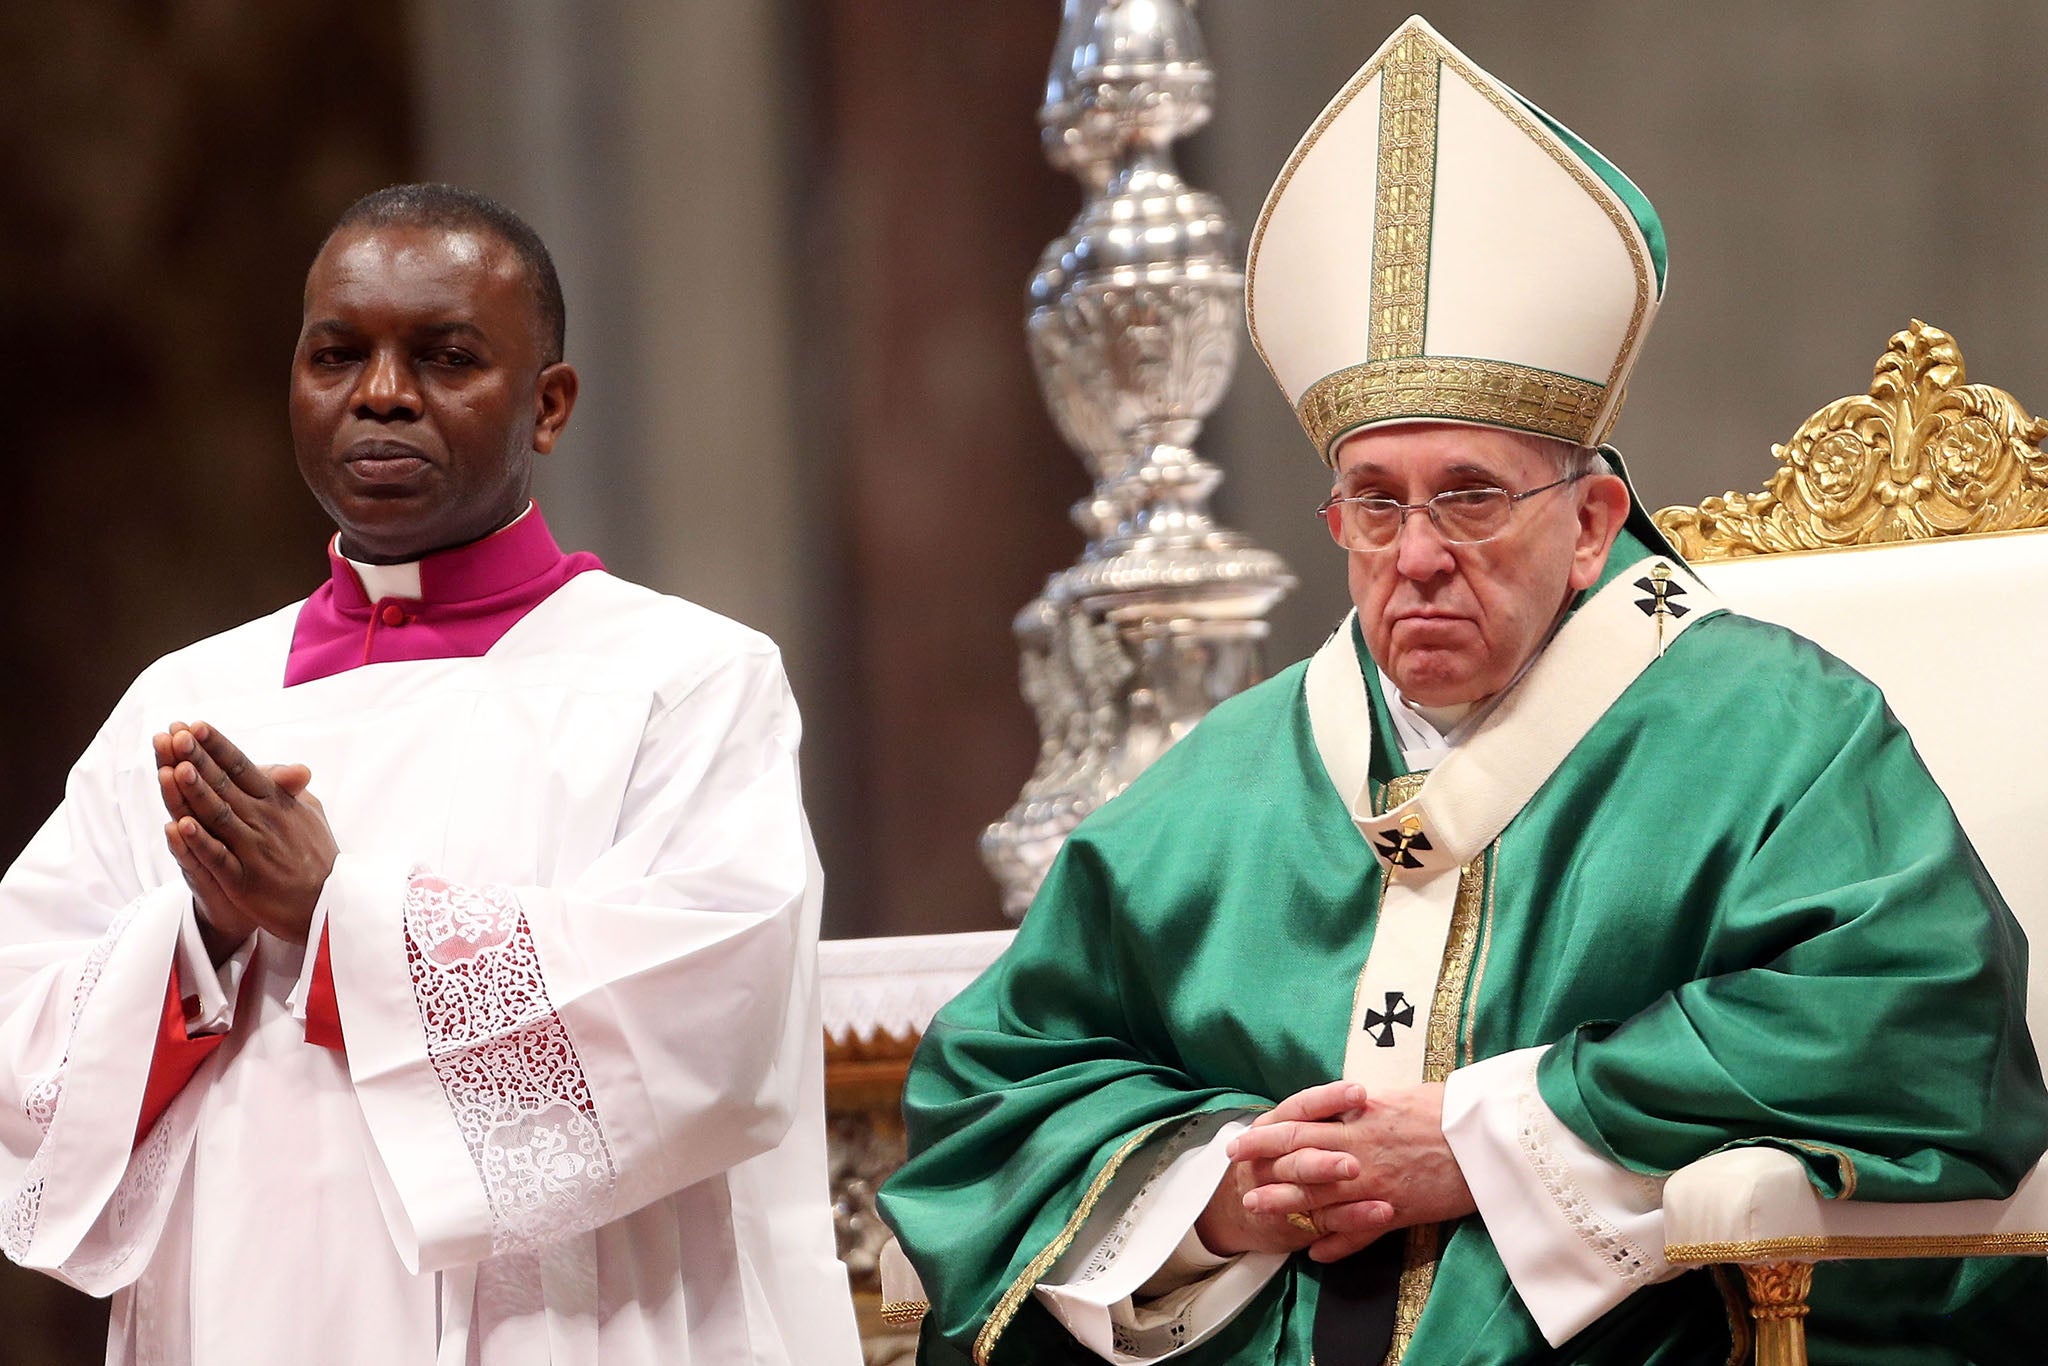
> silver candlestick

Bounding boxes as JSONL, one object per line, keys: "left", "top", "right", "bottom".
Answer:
{"left": 982, "top": 0, "right": 1294, "bottom": 919}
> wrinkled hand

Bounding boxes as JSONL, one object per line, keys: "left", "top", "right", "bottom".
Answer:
{"left": 1194, "top": 1082, "right": 1389, "bottom": 1260}
{"left": 152, "top": 721, "right": 336, "bottom": 952}
{"left": 1192, "top": 1140, "right": 1334, "bottom": 1259}
{"left": 1221, "top": 1080, "right": 1475, "bottom": 1263}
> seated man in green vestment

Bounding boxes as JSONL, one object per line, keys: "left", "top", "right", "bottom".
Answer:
{"left": 878, "top": 17, "right": 2048, "bottom": 1366}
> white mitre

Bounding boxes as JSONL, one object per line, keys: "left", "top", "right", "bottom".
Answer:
{"left": 1247, "top": 15, "right": 1669, "bottom": 464}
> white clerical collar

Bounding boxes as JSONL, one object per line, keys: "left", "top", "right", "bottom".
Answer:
{"left": 342, "top": 503, "right": 535, "bottom": 602}
{"left": 1377, "top": 667, "right": 1482, "bottom": 770}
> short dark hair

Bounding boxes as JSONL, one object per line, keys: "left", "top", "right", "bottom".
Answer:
{"left": 323, "top": 183, "right": 566, "bottom": 364}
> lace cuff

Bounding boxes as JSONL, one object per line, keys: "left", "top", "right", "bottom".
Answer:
{"left": 1036, "top": 1113, "right": 1286, "bottom": 1363}
{"left": 1442, "top": 1047, "right": 1674, "bottom": 1346}
{"left": 1, "top": 906, "right": 136, "bottom": 1263}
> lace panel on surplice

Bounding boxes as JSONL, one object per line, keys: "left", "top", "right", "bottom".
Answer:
{"left": 2, "top": 906, "right": 139, "bottom": 1262}
{"left": 402, "top": 869, "right": 619, "bottom": 1255}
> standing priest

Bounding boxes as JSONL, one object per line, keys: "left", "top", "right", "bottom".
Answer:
{"left": 0, "top": 184, "right": 862, "bottom": 1365}
{"left": 879, "top": 18, "right": 2047, "bottom": 1366}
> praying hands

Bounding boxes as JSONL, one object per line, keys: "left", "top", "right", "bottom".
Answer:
{"left": 152, "top": 720, "right": 338, "bottom": 961}
{"left": 1195, "top": 1080, "right": 1477, "bottom": 1263}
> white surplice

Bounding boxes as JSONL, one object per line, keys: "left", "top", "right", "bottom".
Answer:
{"left": 0, "top": 571, "right": 862, "bottom": 1365}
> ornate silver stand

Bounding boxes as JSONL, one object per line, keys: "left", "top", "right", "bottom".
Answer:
{"left": 981, "top": 0, "right": 1294, "bottom": 918}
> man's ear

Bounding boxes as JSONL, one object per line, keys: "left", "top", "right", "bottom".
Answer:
{"left": 532, "top": 362, "right": 580, "bottom": 455}
{"left": 1567, "top": 473, "right": 1631, "bottom": 592}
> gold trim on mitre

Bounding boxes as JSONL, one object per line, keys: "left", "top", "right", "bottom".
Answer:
{"left": 1298, "top": 355, "right": 1608, "bottom": 453}
{"left": 1246, "top": 16, "right": 1659, "bottom": 465}
{"left": 1367, "top": 28, "right": 1440, "bottom": 362}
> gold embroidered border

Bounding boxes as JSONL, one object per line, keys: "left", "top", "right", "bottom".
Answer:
{"left": 1460, "top": 847, "right": 1499, "bottom": 1069}
{"left": 880, "top": 1299, "right": 930, "bottom": 1327}
{"left": 1300, "top": 355, "right": 1607, "bottom": 461}
{"left": 1665, "top": 1231, "right": 2048, "bottom": 1265}
{"left": 972, "top": 1120, "right": 1170, "bottom": 1365}
{"left": 1709, "top": 1266, "right": 1756, "bottom": 1366}
{"left": 1383, "top": 845, "right": 1489, "bottom": 1362}
{"left": 1784, "top": 1141, "right": 1859, "bottom": 1201}
{"left": 1369, "top": 31, "right": 1438, "bottom": 362}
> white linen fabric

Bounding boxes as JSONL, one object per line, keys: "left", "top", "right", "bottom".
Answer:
{"left": 1035, "top": 1118, "right": 1285, "bottom": 1364}
{"left": 0, "top": 571, "right": 861, "bottom": 1366}
{"left": 1442, "top": 1047, "right": 1678, "bottom": 1345}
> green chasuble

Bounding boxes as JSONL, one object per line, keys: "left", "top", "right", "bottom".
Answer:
{"left": 879, "top": 531, "right": 2048, "bottom": 1366}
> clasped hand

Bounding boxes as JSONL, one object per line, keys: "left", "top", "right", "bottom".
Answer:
{"left": 1193, "top": 1080, "right": 1476, "bottom": 1264}
{"left": 153, "top": 721, "right": 337, "bottom": 957}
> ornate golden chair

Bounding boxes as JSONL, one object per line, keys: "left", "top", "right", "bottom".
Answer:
{"left": 1655, "top": 320, "right": 2048, "bottom": 1366}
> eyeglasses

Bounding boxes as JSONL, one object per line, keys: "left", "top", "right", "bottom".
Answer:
{"left": 1315, "top": 472, "right": 1585, "bottom": 551}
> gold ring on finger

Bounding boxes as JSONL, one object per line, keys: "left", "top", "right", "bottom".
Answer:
{"left": 1286, "top": 1212, "right": 1317, "bottom": 1235}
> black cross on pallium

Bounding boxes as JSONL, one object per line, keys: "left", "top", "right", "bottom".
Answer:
{"left": 1363, "top": 991, "right": 1415, "bottom": 1047}
{"left": 1372, "top": 825, "right": 1432, "bottom": 869}
{"left": 1632, "top": 572, "right": 1691, "bottom": 620}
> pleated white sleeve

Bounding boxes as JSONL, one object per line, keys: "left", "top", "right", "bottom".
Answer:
{"left": 0, "top": 687, "right": 216, "bottom": 1295}
{"left": 1036, "top": 1117, "right": 1288, "bottom": 1362}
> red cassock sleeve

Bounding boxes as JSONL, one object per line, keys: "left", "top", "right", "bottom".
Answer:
{"left": 135, "top": 963, "right": 227, "bottom": 1144}
{"left": 302, "top": 920, "right": 346, "bottom": 1052}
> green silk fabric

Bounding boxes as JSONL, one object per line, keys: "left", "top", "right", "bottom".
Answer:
{"left": 879, "top": 554, "right": 2047, "bottom": 1364}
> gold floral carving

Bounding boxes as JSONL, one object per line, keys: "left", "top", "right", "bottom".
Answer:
{"left": 1740, "top": 1261, "right": 1814, "bottom": 1366}
{"left": 1741, "top": 1260, "right": 1813, "bottom": 1319}
{"left": 1654, "top": 321, "right": 2048, "bottom": 560}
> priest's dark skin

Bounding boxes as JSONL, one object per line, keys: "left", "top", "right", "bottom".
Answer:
{"left": 154, "top": 220, "right": 580, "bottom": 965}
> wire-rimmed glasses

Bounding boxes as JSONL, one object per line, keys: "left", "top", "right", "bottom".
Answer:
{"left": 1315, "top": 472, "right": 1585, "bottom": 551}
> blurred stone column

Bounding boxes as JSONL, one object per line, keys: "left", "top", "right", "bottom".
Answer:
{"left": 408, "top": 0, "right": 862, "bottom": 924}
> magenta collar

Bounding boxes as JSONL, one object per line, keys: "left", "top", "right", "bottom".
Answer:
{"left": 285, "top": 504, "right": 603, "bottom": 686}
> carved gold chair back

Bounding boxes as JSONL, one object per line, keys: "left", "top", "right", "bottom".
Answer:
{"left": 1653, "top": 320, "right": 2048, "bottom": 1366}
{"left": 1655, "top": 319, "right": 2048, "bottom": 557}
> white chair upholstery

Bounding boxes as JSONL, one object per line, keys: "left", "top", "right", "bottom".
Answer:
{"left": 1664, "top": 536, "right": 2048, "bottom": 1361}
{"left": 1658, "top": 320, "right": 2048, "bottom": 1363}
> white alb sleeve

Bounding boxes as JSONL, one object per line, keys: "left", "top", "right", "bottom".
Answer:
{"left": 284, "top": 897, "right": 329, "bottom": 1022}
{"left": 172, "top": 902, "right": 255, "bottom": 1035}
{"left": 1035, "top": 1118, "right": 1287, "bottom": 1363}
{"left": 1441, "top": 1046, "right": 1677, "bottom": 1346}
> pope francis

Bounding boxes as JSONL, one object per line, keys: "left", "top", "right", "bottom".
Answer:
{"left": 879, "top": 17, "right": 2048, "bottom": 1366}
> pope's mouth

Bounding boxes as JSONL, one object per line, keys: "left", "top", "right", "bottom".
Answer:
{"left": 1391, "top": 612, "right": 1475, "bottom": 638}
